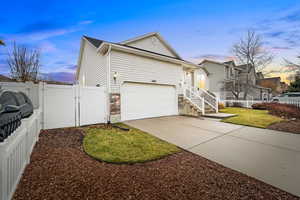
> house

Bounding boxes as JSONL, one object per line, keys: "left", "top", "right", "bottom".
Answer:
{"left": 0, "top": 75, "right": 14, "bottom": 82}
{"left": 199, "top": 60, "right": 271, "bottom": 100}
{"left": 76, "top": 32, "right": 217, "bottom": 122}
{"left": 257, "top": 77, "right": 284, "bottom": 96}
{"left": 280, "top": 82, "right": 289, "bottom": 93}
{"left": 0, "top": 74, "right": 71, "bottom": 85}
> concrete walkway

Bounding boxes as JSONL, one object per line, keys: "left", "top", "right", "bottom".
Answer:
{"left": 125, "top": 116, "right": 300, "bottom": 197}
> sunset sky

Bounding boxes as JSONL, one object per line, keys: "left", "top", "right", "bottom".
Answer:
{"left": 1, "top": 0, "right": 300, "bottom": 83}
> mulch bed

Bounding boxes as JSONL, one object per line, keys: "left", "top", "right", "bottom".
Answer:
{"left": 267, "top": 120, "right": 300, "bottom": 134}
{"left": 13, "top": 128, "right": 299, "bottom": 200}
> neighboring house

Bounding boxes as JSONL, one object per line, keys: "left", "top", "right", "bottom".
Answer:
{"left": 76, "top": 32, "right": 216, "bottom": 122}
{"left": 257, "top": 77, "right": 284, "bottom": 96}
{"left": 0, "top": 75, "right": 14, "bottom": 82}
{"left": 280, "top": 82, "right": 289, "bottom": 93}
{"left": 256, "top": 72, "right": 264, "bottom": 79}
{"left": 0, "top": 74, "right": 71, "bottom": 86}
{"left": 200, "top": 60, "right": 270, "bottom": 100}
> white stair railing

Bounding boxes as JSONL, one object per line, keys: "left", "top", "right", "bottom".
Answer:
{"left": 183, "top": 87, "right": 205, "bottom": 115}
{"left": 193, "top": 87, "right": 218, "bottom": 113}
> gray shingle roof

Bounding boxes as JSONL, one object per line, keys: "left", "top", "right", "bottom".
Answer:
{"left": 83, "top": 36, "right": 104, "bottom": 48}
{"left": 0, "top": 75, "right": 14, "bottom": 82}
{"left": 83, "top": 35, "right": 184, "bottom": 61}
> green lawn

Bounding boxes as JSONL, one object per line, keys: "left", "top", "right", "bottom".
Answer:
{"left": 220, "top": 107, "right": 284, "bottom": 128}
{"left": 83, "top": 123, "right": 180, "bottom": 164}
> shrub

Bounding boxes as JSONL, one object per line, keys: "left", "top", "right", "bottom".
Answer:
{"left": 232, "top": 102, "right": 243, "bottom": 107}
{"left": 252, "top": 102, "right": 300, "bottom": 119}
{"left": 218, "top": 103, "right": 225, "bottom": 109}
{"left": 267, "top": 104, "right": 300, "bottom": 119}
{"left": 252, "top": 103, "right": 267, "bottom": 110}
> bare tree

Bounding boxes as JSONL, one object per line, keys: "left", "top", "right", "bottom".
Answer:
{"left": 232, "top": 30, "right": 273, "bottom": 99}
{"left": 221, "top": 80, "right": 243, "bottom": 100}
{"left": 7, "top": 42, "right": 40, "bottom": 82}
{"left": 284, "top": 55, "right": 300, "bottom": 81}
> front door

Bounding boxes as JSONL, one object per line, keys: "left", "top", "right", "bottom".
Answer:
{"left": 184, "top": 71, "right": 194, "bottom": 88}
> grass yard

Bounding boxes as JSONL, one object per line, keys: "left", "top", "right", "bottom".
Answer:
{"left": 83, "top": 123, "right": 180, "bottom": 163}
{"left": 220, "top": 107, "right": 284, "bottom": 128}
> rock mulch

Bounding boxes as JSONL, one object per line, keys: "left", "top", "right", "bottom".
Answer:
{"left": 13, "top": 128, "right": 300, "bottom": 200}
{"left": 267, "top": 120, "right": 300, "bottom": 134}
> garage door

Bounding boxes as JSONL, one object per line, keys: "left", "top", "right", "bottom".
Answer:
{"left": 121, "top": 83, "right": 178, "bottom": 121}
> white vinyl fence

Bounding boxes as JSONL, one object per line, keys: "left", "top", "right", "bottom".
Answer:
{"left": 0, "top": 109, "right": 42, "bottom": 200}
{"left": 220, "top": 99, "right": 300, "bottom": 108}
{"left": 0, "top": 82, "right": 40, "bottom": 109}
{"left": 42, "top": 83, "right": 107, "bottom": 129}
{"left": 0, "top": 81, "right": 108, "bottom": 200}
{"left": 0, "top": 82, "right": 108, "bottom": 129}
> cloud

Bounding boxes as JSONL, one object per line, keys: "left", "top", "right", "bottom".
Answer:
{"left": 66, "top": 64, "right": 77, "bottom": 70}
{"left": 39, "top": 41, "right": 57, "bottom": 53}
{"left": 193, "top": 54, "right": 234, "bottom": 61}
{"left": 264, "top": 31, "right": 285, "bottom": 38}
{"left": 79, "top": 20, "right": 94, "bottom": 25}
{"left": 270, "top": 46, "right": 292, "bottom": 51}
{"left": 3, "top": 20, "right": 88, "bottom": 42}
{"left": 17, "top": 21, "right": 66, "bottom": 34}
{"left": 280, "top": 10, "right": 300, "bottom": 22}
{"left": 41, "top": 71, "right": 75, "bottom": 83}
{"left": 188, "top": 54, "right": 235, "bottom": 64}
{"left": 51, "top": 61, "right": 77, "bottom": 72}
{"left": 0, "top": 58, "right": 6, "bottom": 64}
{"left": 0, "top": 63, "right": 9, "bottom": 74}
{"left": 53, "top": 61, "right": 67, "bottom": 65}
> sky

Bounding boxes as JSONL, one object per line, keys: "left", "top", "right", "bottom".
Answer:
{"left": 1, "top": 0, "right": 300, "bottom": 83}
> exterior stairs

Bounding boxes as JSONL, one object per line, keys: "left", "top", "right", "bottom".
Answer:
{"left": 182, "top": 87, "right": 218, "bottom": 116}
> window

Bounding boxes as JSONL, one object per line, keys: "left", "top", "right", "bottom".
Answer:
{"left": 230, "top": 67, "right": 234, "bottom": 76}
{"left": 196, "top": 74, "right": 206, "bottom": 89}
{"left": 225, "top": 67, "right": 230, "bottom": 79}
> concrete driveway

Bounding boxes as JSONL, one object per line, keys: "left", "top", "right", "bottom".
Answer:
{"left": 125, "top": 116, "right": 300, "bottom": 197}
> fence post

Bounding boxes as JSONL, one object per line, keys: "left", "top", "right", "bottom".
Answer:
{"left": 216, "top": 97, "right": 219, "bottom": 113}
{"left": 0, "top": 146, "right": 7, "bottom": 200}
{"left": 39, "top": 82, "right": 46, "bottom": 130}
{"left": 75, "top": 85, "right": 80, "bottom": 127}
{"left": 202, "top": 98, "right": 205, "bottom": 115}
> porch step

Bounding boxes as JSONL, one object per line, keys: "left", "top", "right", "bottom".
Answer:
{"left": 203, "top": 113, "right": 237, "bottom": 119}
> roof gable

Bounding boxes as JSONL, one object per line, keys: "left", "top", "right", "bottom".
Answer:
{"left": 83, "top": 36, "right": 103, "bottom": 48}
{"left": 120, "top": 32, "right": 181, "bottom": 59}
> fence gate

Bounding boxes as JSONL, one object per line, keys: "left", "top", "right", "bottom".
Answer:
{"left": 43, "top": 84, "right": 77, "bottom": 129}
{"left": 78, "top": 86, "right": 107, "bottom": 126}
{"left": 42, "top": 84, "right": 107, "bottom": 129}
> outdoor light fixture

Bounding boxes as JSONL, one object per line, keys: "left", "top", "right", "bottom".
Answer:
{"left": 179, "top": 79, "right": 183, "bottom": 87}
{"left": 113, "top": 72, "right": 118, "bottom": 83}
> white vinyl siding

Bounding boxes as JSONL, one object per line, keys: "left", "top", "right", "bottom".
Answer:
{"left": 125, "top": 35, "right": 176, "bottom": 58}
{"left": 109, "top": 50, "right": 183, "bottom": 94}
{"left": 121, "top": 83, "right": 178, "bottom": 121}
{"left": 203, "top": 62, "right": 226, "bottom": 93}
{"left": 78, "top": 40, "right": 107, "bottom": 87}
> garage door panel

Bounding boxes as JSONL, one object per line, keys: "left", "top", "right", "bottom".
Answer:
{"left": 121, "top": 83, "right": 178, "bottom": 121}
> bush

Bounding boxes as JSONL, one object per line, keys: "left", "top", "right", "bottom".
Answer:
{"left": 218, "top": 103, "right": 225, "bottom": 109}
{"left": 268, "top": 104, "right": 300, "bottom": 119}
{"left": 252, "top": 103, "right": 267, "bottom": 110}
{"left": 252, "top": 103, "right": 300, "bottom": 119}
{"left": 232, "top": 102, "right": 243, "bottom": 107}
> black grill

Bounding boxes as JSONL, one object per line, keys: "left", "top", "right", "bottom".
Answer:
{"left": 0, "top": 90, "right": 34, "bottom": 142}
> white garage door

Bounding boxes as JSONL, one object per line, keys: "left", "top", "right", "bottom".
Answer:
{"left": 121, "top": 83, "right": 178, "bottom": 121}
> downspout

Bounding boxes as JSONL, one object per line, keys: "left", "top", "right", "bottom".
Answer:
{"left": 105, "top": 45, "right": 112, "bottom": 124}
